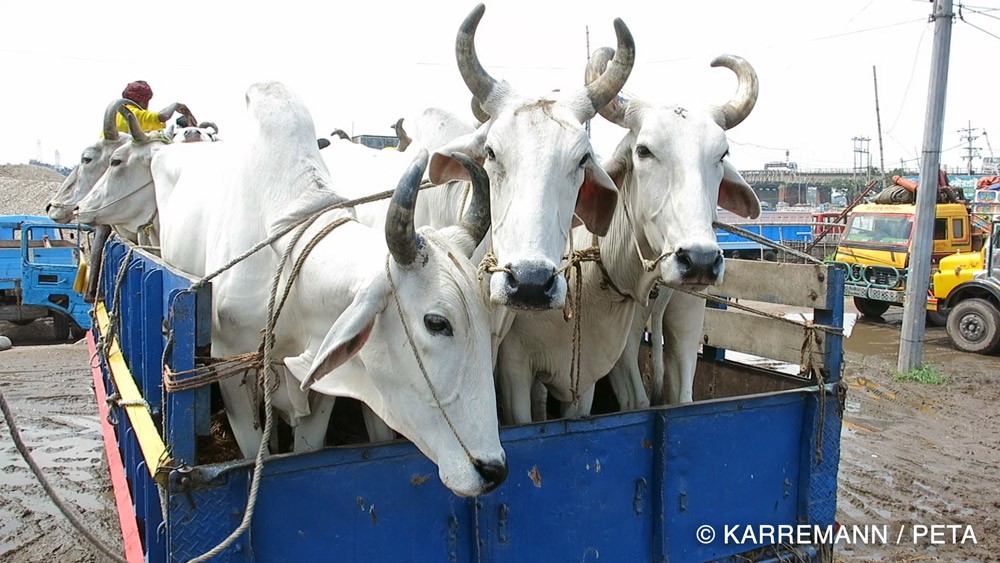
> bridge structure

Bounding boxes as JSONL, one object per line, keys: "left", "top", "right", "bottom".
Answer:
{"left": 738, "top": 167, "right": 895, "bottom": 206}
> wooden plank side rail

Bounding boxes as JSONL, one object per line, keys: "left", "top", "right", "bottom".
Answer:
{"left": 710, "top": 259, "right": 830, "bottom": 309}
{"left": 702, "top": 307, "right": 829, "bottom": 369}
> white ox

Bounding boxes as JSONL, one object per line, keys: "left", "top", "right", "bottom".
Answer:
{"left": 75, "top": 108, "right": 219, "bottom": 247}
{"left": 47, "top": 99, "right": 134, "bottom": 223}
{"left": 46, "top": 100, "right": 135, "bottom": 301}
{"left": 599, "top": 51, "right": 762, "bottom": 409}
{"left": 495, "top": 49, "right": 761, "bottom": 423}
{"left": 426, "top": 3, "right": 632, "bottom": 312}
{"left": 151, "top": 82, "right": 507, "bottom": 497}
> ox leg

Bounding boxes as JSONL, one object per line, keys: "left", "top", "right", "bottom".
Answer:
{"left": 530, "top": 378, "right": 548, "bottom": 422}
{"left": 362, "top": 405, "right": 396, "bottom": 443}
{"left": 648, "top": 290, "right": 671, "bottom": 405}
{"left": 218, "top": 375, "right": 264, "bottom": 459}
{"left": 606, "top": 305, "right": 651, "bottom": 411}
{"left": 293, "top": 393, "right": 337, "bottom": 452}
{"left": 662, "top": 292, "right": 705, "bottom": 404}
{"left": 496, "top": 342, "right": 534, "bottom": 425}
{"left": 85, "top": 225, "right": 112, "bottom": 303}
{"left": 560, "top": 384, "right": 596, "bottom": 419}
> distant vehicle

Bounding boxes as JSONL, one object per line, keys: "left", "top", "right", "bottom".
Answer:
{"left": 832, "top": 201, "right": 981, "bottom": 325}
{"left": 0, "top": 215, "right": 91, "bottom": 340}
{"left": 764, "top": 161, "right": 798, "bottom": 171}
{"left": 933, "top": 221, "right": 1000, "bottom": 353}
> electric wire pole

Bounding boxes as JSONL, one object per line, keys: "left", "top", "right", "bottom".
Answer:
{"left": 898, "top": 0, "right": 954, "bottom": 372}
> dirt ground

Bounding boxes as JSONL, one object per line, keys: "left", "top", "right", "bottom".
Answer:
{"left": 0, "top": 300, "right": 998, "bottom": 562}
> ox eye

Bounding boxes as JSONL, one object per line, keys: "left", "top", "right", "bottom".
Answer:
{"left": 423, "top": 314, "right": 453, "bottom": 337}
{"left": 110, "top": 158, "right": 123, "bottom": 167}
{"left": 485, "top": 146, "right": 496, "bottom": 160}
{"left": 636, "top": 145, "right": 652, "bottom": 159}
{"left": 578, "top": 153, "right": 591, "bottom": 167}
{"left": 81, "top": 156, "right": 93, "bottom": 164}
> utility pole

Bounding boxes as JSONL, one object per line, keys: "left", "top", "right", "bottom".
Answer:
{"left": 899, "top": 0, "right": 954, "bottom": 372}
{"left": 958, "top": 120, "right": 980, "bottom": 174}
{"left": 852, "top": 136, "right": 871, "bottom": 183}
{"left": 873, "top": 66, "right": 887, "bottom": 188}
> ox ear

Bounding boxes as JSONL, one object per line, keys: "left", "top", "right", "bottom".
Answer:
{"left": 285, "top": 287, "right": 385, "bottom": 393}
{"left": 573, "top": 160, "right": 619, "bottom": 235}
{"left": 718, "top": 161, "right": 761, "bottom": 219}
{"left": 428, "top": 130, "right": 487, "bottom": 184}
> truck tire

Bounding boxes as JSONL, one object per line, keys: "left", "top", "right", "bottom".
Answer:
{"left": 8, "top": 319, "right": 34, "bottom": 326}
{"left": 946, "top": 298, "right": 1000, "bottom": 354}
{"left": 853, "top": 297, "right": 891, "bottom": 319}
{"left": 52, "top": 313, "right": 70, "bottom": 341}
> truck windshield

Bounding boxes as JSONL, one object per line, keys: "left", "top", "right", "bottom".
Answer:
{"left": 844, "top": 214, "right": 913, "bottom": 246}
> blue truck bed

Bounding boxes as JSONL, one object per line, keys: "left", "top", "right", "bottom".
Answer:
{"left": 91, "top": 235, "right": 845, "bottom": 562}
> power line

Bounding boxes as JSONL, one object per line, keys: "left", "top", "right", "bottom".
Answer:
{"left": 961, "top": 5, "right": 1000, "bottom": 21}
{"left": 886, "top": 23, "right": 930, "bottom": 134}
{"left": 959, "top": 14, "right": 1000, "bottom": 40}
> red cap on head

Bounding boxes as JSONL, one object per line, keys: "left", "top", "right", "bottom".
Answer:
{"left": 122, "top": 80, "right": 153, "bottom": 109}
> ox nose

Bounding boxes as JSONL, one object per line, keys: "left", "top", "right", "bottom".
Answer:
{"left": 498, "top": 260, "right": 561, "bottom": 310}
{"left": 675, "top": 247, "right": 724, "bottom": 284}
{"left": 473, "top": 458, "right": 509, "bottom": 493}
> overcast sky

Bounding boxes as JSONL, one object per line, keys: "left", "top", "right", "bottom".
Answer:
{"left": 2, "top": 1, "right": 998, "bottom": 174}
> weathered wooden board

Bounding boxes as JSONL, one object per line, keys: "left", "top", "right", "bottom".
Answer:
{"left": 710, "top": 259, "right": 831, "bottom": 308}
{"left": 702, "top": 307, "right": 829, "bottom": 368}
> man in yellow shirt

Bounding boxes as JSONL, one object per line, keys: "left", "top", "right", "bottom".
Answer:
{"left": 114, "top": 80, "right": 198, "bottom": 134}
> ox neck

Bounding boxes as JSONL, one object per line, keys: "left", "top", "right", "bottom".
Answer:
{"left": 596, "top": 181, "right": 661, "bottom": 304}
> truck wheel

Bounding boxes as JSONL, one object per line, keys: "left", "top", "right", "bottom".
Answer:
{"left": 853, "top": 297, "right": 891, "bottom": 319}
{"left": 9, "top": 319, "right": 35, "bottom": 326}
{"left": 52, "top": 313, "right": 70, "bottom": 341}
{"left": 946, "top": 298, "right": 1000, "bottom": 354}
{"left": 926, "top": 309, "right": 948, "bottom": 327}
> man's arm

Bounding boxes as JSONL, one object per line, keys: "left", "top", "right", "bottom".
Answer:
{"left": 156, "top": 102, "right": 197, "bottom": 126}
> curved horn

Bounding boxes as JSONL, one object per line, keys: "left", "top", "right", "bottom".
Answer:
{"left": 710, "top": 54, "right": 759, "bottom": 130}
{"left": 470, "top": 96, "right": 490, "bottom": 124}
{"left": 119, "top": 106, "right": 148, "bottom": 142}
{"left": 103, "top": 98, "right": 130, "bottom": 140}
{"left": 580, "top": 19, "right": 635, "bottom": 117}
{"left": 197, "top": 121, "right": 219, "bottom": 135}
{"left": 584, "top": 47, "right": 630, "bottom": 126}
{"left": 456, "top": 4, "right": 504, "bottom": 114}
{"left": 385, "top": 149, "right": 430, "bottom": 267}
{"left": 393, "top": 118, "right": 411, "bottom": 152}
{"left": 452, "top": 152, "right": 491, "bottom": 247}
{"left": 330, "top": 129, "right": 350, "bottom": 140}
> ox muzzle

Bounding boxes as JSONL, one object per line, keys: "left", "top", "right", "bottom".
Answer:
{"left": 490, "top": 259, "right": 567, "bottom": 311}
{"left": 666, "top": 242, "right": 725, "bottom": 287}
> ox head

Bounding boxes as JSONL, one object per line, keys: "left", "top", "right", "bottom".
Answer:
{"left": 166, "top": 120, "right": 220, "bottom": 143}
{"left": 427, "top": 4, "right": 633, "bottom": 311}
{"left": 587, "top": 49, "right": 761, "bottom": 288}
{"left": 46, "top": 99, "right": 134, "bottom": 222}
{"left": 75, "top": 106, "right": 171, "bottom": 230}
{"left": 285, "top": 149, "right": 506, "bottom": 497}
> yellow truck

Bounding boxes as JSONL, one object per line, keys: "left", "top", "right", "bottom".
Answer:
{"left": 932, "top": 221, "right": 1000, "bottom": 353}
{"left": 833, "top": 201, "right": 979, "bottom": 324}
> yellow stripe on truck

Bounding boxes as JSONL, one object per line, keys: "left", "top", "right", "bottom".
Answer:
{"left": 94, "top": 303, "right": 170, "bottom": 481}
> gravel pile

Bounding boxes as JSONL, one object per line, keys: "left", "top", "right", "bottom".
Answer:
{"left": 0, "top": 164, "right": 68, "bottom": 216}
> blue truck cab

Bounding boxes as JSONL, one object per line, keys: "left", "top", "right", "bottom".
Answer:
{"left": 0, "top": 214, "right": 92, "bottom": 340}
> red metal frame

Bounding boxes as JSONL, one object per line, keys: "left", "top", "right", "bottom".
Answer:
{"left": 88, "top": 332, "right": 145, "bottom": 563}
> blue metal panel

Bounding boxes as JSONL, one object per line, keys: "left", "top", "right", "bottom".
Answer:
{"left": 658, "top": 392, "right": 805, "bottom": 561}
{"left": 165, "top": 289, "right": 198, "bottom": 465}
{"left": 141, "top": 268, "right": 165, "bottom": 420}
